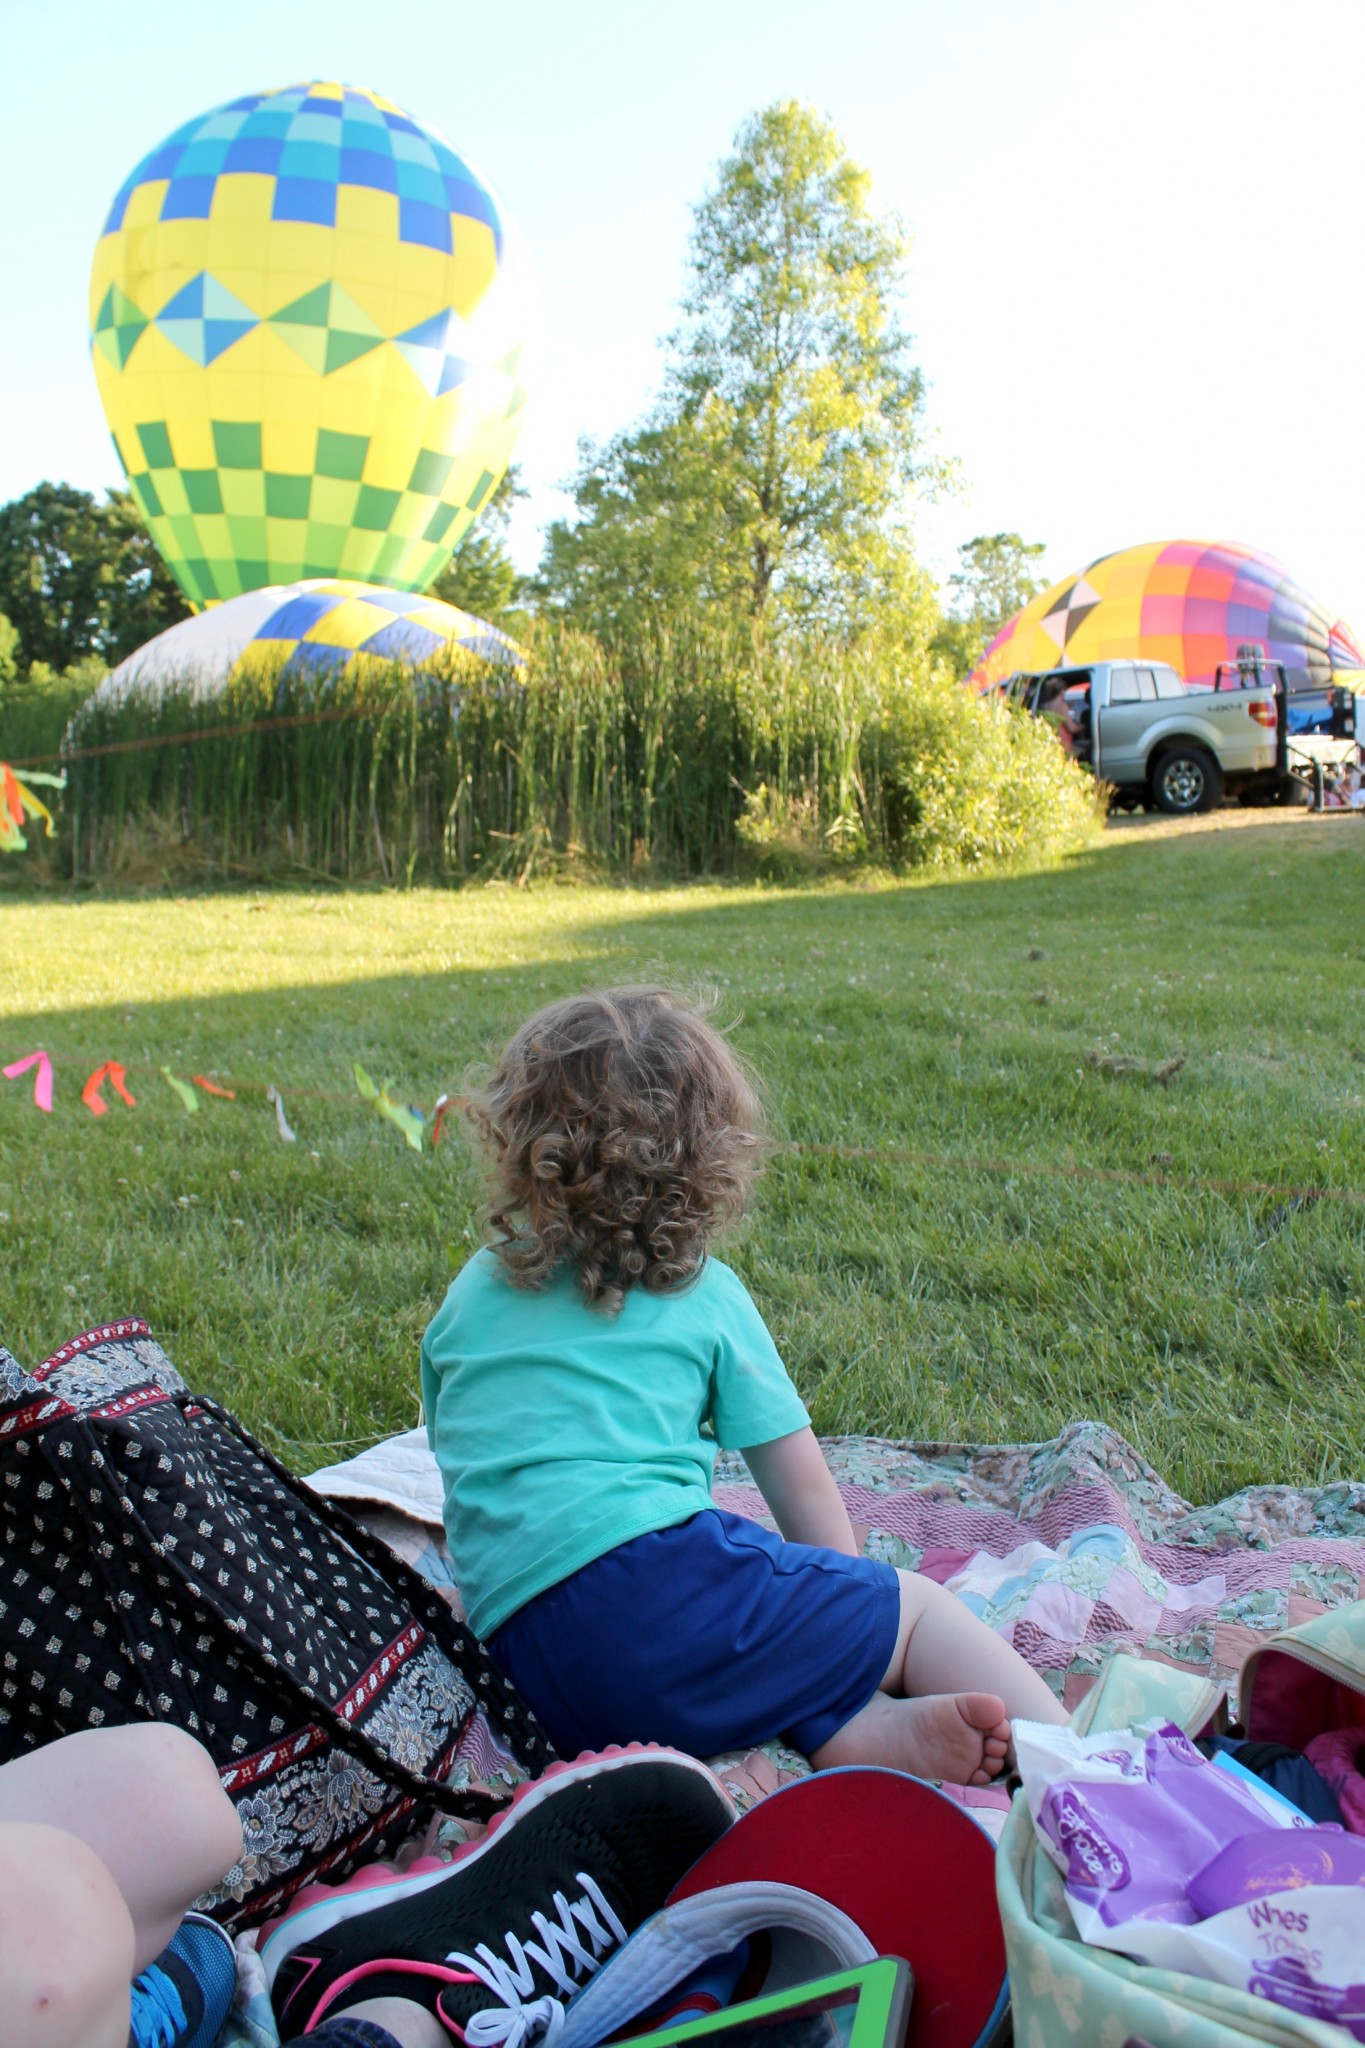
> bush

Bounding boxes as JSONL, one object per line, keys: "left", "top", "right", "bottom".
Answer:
{"left": 0, "top": 656, "right": 107, "bottom": 769}
{"left": 873, "top": 670, "right": 1099, "bottom": 868}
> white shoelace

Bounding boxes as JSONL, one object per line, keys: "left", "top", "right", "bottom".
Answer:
{"left": 451, "top": 1870, "right": 629, "bottom": 2048}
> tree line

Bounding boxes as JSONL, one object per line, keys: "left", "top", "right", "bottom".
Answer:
{"left": 0, "top": 103, "right": 1046, "bottom": 703}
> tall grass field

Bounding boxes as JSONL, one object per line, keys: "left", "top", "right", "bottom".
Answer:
{"left": 6, "top": 621, "right": 1096, "bottom": 883}
{"left": 1, "top": 811, "right": 1361, "bottom": 1503}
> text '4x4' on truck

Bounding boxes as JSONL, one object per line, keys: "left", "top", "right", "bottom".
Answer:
{"left": 1006, "top": 658, "right": 1299, "bottom": 815}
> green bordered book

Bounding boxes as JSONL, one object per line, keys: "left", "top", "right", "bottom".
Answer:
{"left": 624, "top": 1958, "right": 914, "bottom": 2048}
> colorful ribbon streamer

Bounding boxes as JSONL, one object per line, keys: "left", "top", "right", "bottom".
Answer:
{"left": 266, "top": 1085, "right": 296, "bottom": 1142}
{"left": 82, "top": 1061, "right": 137, "bottom": 1117}
{"left": 354, "top": 1063, "right": 424, "bottom": 1153}
{"left": 0, "top": 764, "right": 65, "bottom": 853}
{"left": 3, "top": 1050, "right": 54, "bottom": 1111}
{"left": 160, "top": 1067, "right": 199, "bottom": 1115}
{"left": 431, "top": 1093, "right": 454, "bottom": 1147}
{"left": 192, "top": 1076, "right": 236, "bottom": 1100}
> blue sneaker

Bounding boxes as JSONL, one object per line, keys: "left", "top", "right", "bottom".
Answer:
{"left": 128, "top": 1913, "right": 237, "bottom": 2048}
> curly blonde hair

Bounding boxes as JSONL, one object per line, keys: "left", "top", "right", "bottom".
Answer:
{"left": 469, "top": 987, "right": 764, "bottom": 1310}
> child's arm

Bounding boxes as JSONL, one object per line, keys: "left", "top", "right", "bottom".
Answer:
{"left": 741, "top": 1428, "right": 858, "bottom": 1555}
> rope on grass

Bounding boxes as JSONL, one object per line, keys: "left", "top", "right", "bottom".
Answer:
{"left": 5, "top": 1046, "right": 1363, "bottom": 1211}
{"left": 788, "top": 1140, "right": 1365, "bottom": 1211}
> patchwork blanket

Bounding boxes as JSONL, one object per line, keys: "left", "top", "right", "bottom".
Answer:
{"left": 308, "top": 1416, "right": 1365, "bottom": 1715}
{"left": 222, "top": 1421, "right": 1365, "bottom": 2047}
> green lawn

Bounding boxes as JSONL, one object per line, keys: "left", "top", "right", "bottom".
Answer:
{"left": 2, "top": 811, "right": 1362, "bottom": 1502}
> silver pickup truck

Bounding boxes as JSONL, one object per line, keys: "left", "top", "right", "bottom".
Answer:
{"left": 1005, "top": 658, "right": 1285, "bottom": 814}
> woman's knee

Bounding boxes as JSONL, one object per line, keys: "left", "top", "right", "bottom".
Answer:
{"left": 0, "top": 1821, "right": 134, "bottom": 2048}
{"left": 130, "top": 1723, "right": 243, "bottom": 1891}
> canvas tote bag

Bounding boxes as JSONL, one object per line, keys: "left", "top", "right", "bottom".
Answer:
{"left": 0, "top": 1320, "right": 556, "bottom": 1925}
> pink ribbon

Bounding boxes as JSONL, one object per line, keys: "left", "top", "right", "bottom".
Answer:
{"left": 3, "top": 1050, "right": 54, "bottom": 1112}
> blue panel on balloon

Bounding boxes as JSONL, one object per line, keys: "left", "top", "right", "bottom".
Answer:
{"left": 278, "top": 140, "right": 342, "bottom": 183}
{"left": 177, "top": 139, "right": 233, "bottom": 179}
{"left": 445, "top": 175, "right": 502, "bottom": 251}
{"left": 273, "top": 178, "right": 338, "bottom": 226}
{"left": 340, "top": 146, "right": 397, "bottom": 192}
{"left": 395, "top": 160, "right": 447, "bottom": 206}
{"left": 239, "top": 109, "right": 294, "bottom": 141}
{"left": 225, "top": 135, "right": 285, "bottom": 175}
{"left": 262, "top": 594, "right": 341, "bottom": 640}
{"left": 1234, "top": 558, "right": 1282, "bottom": 593}
{"left": 283, "top": 641, "right": 358, "bottom": 677}
{"left": 399, "top": 200, "right": 452, "bottom": 252}
{"left": 158, "top": 276, "right": 205, "bottom": 320}
{"left": 389, "top": 128, "right": 438, "bottom": 168}
{"left": 140, "top": 144, "right": 187, "bottom": 182}
{"left": 363, "top": 620, "right": 444, "bottom": 660}
{"left": 161, "top": 176, "right": 217, "bottom": 221}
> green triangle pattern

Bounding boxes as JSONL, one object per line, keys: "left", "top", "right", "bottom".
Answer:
{"left": 92, "top": 283, "right": 149, "bottom": 369}
{"left": 268, "top": 282, "right": 385, "bottom": 378}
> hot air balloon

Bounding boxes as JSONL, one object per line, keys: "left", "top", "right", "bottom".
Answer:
{"left": 969, "top": 541, "right": 1362, "bottom": 696}
{"left": 85, "top": 580, "right": 518, "bottom": 707}
{"left": 89, "top": 82, "right": 529, "bottom": 609}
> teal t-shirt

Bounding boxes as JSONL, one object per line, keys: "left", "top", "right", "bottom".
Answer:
{"left": 420, "top": 1251, "right": 810, "bottom": 1639}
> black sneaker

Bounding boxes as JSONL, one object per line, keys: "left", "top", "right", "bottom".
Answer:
{"left": 262, "top": 1746, "right": 735, "bottom": 2040}
{"left": 128, "top": 1913, "right": 237, "bottom": 2048}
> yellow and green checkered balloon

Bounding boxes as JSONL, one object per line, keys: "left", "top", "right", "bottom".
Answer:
{"left": 89, "top": 81, "right": 530, "bottom": 608}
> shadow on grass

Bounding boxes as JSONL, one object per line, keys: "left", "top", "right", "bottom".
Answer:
{"left": 2, "top": 822, "right": 1362, "bottom": 1495}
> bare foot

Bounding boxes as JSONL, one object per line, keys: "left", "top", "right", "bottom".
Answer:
{"left": 811, "top": 1690, "right": 1010, "bottom": 1785}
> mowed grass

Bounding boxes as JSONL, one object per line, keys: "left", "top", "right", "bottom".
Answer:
{"left": 1, "top": 810, "right": 1362, "bottom": 1503}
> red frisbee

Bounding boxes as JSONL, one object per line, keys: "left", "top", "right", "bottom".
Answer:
{"left": 667, "top": 1767, "right": 1008, "bottom": 2048}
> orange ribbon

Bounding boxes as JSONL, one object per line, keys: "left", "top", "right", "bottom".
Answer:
{"left": 82, "top": 1061, "right": 137, "bottom": 1117}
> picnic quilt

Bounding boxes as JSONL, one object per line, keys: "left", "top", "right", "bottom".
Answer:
{"left": 222, "top": 1420, "right": 1365, "bottom": 2047}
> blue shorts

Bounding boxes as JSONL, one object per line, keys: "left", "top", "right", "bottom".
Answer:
{"left": 486, "top": 1508, "right": 901, "bottom": 1758}
{"left": 303, "top": 2024, "right": 400, "bottom": 2048}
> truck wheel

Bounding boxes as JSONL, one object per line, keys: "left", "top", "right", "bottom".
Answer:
{"left": 1151, "top": 746, "right": 1223, "bottom": 815}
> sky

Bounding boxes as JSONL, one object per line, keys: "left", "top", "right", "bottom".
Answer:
{"left": 3, "top": 0, "right": 1364, "bottom": 630}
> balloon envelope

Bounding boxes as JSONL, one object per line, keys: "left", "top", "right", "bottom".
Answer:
{"left": 969, "top": 541, "right": 1363, "bottom": 694}
{"left": 90, "top": 82, "right": 529, "bottom": 607}
{"left": 88, "top": 579, "right": 518, "bottom": 706}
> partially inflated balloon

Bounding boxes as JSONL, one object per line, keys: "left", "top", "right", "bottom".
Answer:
{"left": 89, "top": 82, "right": 529, "bottom": 607}
{"left": 969, "top": 540, "right": 1363, "bottom": 695}
{"left": 86, "top": 579, "right": 519, "bottom": 706}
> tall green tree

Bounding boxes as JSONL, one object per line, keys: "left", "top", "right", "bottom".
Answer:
{"left": 430, "top": 466, "right": 526, "bottom": 622}
{"left": 0, "top": 612, "right": 19, "bottom": 690}
{"left": 933, "top": 532, "right": 1048, "bottom": 678}
{"left": 0, "top": 481, "right": 189, "bottom": 672}
{"left": 542, "top": 101, "right": 929, "bottom": 634}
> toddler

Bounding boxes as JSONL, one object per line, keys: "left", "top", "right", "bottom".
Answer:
{"left": 423, "top": 988, "right": 1066, "bottom": 1781}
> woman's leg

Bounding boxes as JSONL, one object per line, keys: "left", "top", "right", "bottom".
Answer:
{"left": 0, "top": 1820, "right": 135, "bottom": 2048}
{"left": 0, "top": 1725, "right": 243, "bottom": 1974}
{"left": 811, "top": 1569, "right": 1067, "bottom": 1780}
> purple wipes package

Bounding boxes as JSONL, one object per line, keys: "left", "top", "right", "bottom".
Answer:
{"left": 1030, "top": 1723, "right": 1297, "bottom": 1930}
{"left": 1016, "top": 1716, "right": 1365, "bottom": 2037}
{"left": 1189, "top": 1828, "right": 1365, "bottom": 1919}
